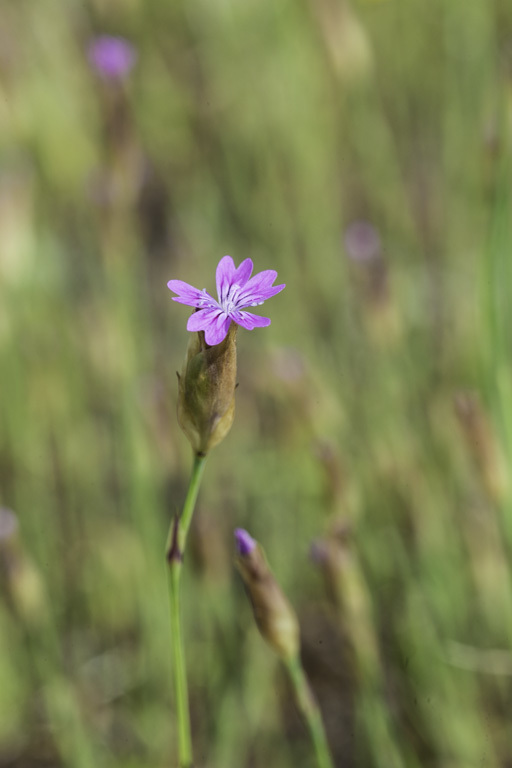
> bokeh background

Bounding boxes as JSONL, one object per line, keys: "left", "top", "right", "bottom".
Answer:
{"left": 2, "top": 0, "right": 512, "bottom": 766}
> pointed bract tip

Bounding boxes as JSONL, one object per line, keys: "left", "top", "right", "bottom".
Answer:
{"left": 234, "top": 528, "right": 256, "bottom": 557}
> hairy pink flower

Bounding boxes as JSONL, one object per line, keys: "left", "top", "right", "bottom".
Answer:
{"left": 168, "top": 256, "right": 285, "bottom": 346}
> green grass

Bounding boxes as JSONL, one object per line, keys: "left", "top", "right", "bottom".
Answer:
{"left": 1, "top": 0, "right": 512, "bottom": 765}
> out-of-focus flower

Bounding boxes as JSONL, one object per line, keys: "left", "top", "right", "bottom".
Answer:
{"left": 0, "top": 507, "right": 18, "bottom": 544}
{"left": 343, "top": 219, "right": 401, "bottom": 345}
{"left": 311, "top": 520, "right": 380, "bottom": 676}
{"left": 87, "top": 35, "right": 137, "bottom": 80}
{"left": 168, "top": 256, "right": 285, "bottom": 346}
{"left": 310, "top": 519, "right": 353, "bottom": 606}
{"left": 313, "top": 438, "right": 346, "bottom": 513}
{"left": 343, "top": 220, "right": 381, "bottom": 264}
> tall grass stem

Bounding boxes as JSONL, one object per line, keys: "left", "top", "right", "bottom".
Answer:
{"left": 285, "top": 654, "right": 335, "bottom": 768}
{"left": 167, "top": 454, "right": 207, "bottom": 767}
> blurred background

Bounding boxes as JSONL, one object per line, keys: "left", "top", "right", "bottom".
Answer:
{"left": 2, "top": 0, "right": 512, "bottom": 765}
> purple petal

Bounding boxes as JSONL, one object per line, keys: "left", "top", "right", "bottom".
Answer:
{"left": 239, "top": 269, "right": 277, "bottom": 293}
{"left": 216, "top": 256, "right": 236, "bottom": 303}
{"left": 234, "top": 528, "right": 257, "bottom": 556}
{"left": 168, "top": 280, "right": 216, "bottom": 308}
{"left": 204, "top": 313, "right": 232, "bottom": 345}
{"left": 236, "top": 270, "right": 285, "bottom": 306}
{"left": 186, "top": 308, "right": 221, "bottom": 332}
{"left": 237, "top": 283, "right": 286, "bottom": 308}
{"left": 172, "top": 295, "right": 217, "bottom": 308}
{"left": 246, "top": 283, "right": 286, "bottom": 306}
{"left": 167, "top": 279, "right": 202, "bottom": 298}
{"left": 232, "top": 310, "right": 271, "bottom": 331}
{"left": 231, "top": 258, "right": 253, "bottom": 287}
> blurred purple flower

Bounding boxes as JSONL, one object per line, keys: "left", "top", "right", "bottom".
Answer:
{"left": 0, "top": 508, "right": 18, "bottom": 541}
{"left": 309, "top": 539, "right": 329, "bottom": 565}
{"left": 168, "top": 256, "right": 285, "bottom": 346}
{"left": 344, "top": 220, "right": 381, "bottom": 264}
{"left": 234, "top": 528, "right": 257, "bottom": 557}
{"left": 87, "top": 35, "right": 137, "bottom": 80}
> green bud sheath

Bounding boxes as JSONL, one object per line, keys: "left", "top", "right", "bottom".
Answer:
{"left": 177, "top": 323, "right": 237, "bottom": 455}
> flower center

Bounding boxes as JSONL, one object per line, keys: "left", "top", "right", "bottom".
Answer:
{"left": 221, "top": 283, "right": 242, "bottom": 314}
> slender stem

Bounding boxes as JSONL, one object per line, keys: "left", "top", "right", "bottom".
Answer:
{"left": 166, "top": 454, "right": 207, "bottom": 768}
{"left": 285, "top": 655, "right": 335, "bottom": 768}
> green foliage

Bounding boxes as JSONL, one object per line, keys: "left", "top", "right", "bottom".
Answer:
{"left": 1, "top": 0, "right": 512, "bottom": 765}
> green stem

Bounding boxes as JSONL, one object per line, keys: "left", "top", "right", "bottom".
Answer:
{"left": 285, "top": 655, "right": 335, "bottom": 768}
{"left": 166, "top": 454, "right": 207, "bottom": 768}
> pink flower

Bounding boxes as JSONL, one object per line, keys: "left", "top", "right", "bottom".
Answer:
{"left": 168, "top": 256, "right": 285, "bottom": 346}
{"left": 87, "top": 36, "right": 137, "bottom": 80}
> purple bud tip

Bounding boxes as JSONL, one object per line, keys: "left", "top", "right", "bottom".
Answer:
{"left": 87, "top": 36, "right": 137, "bottom": 80}
{"left": 234, "top": 528, "right": 256, "bottom": 557}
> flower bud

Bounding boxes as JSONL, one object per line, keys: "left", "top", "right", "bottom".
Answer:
{"left": 177, "top": 322, "right": 237, "bottom": 455}
{"left": 234, "top": 528, "right": 300, "bottom": 660}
